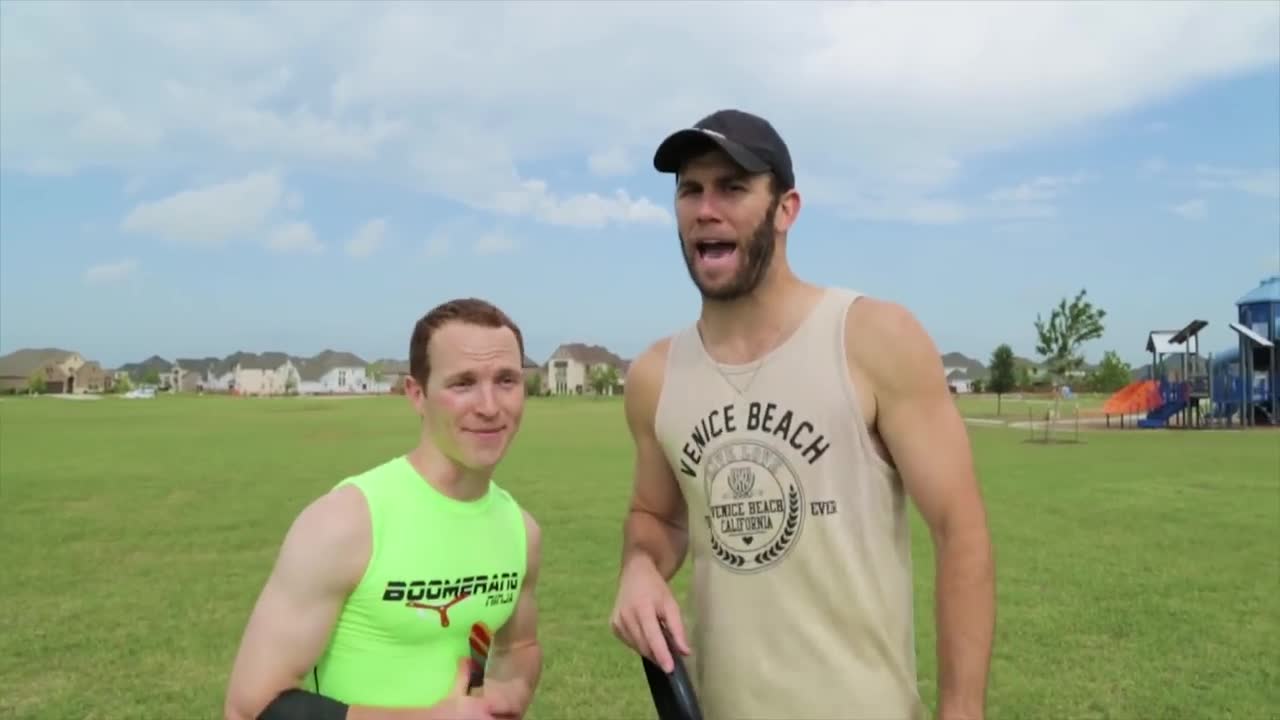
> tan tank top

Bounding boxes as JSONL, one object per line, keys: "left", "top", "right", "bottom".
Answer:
{"left": 654, "top": 287, "right": 926, "bottom": 720}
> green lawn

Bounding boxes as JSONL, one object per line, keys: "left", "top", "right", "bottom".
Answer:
{"left": 1, "top": 394, "right": 1277, "bottom": 719}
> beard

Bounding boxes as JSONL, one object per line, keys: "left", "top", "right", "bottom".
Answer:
{"left": 680, "top": 198, "right": 779, "bottom": 302}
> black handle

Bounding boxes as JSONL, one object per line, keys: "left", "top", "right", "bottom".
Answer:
{"left": 642, "top": 621, "right": 703, "bottom": 720}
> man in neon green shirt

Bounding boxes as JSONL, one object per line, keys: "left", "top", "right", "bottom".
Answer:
{"left": 224, "top": 298, "right": 543, "bottom": 720}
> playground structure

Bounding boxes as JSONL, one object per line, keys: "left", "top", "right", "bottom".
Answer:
{"left": 1103, "top": 274, "right": 1279, "bottom": 429}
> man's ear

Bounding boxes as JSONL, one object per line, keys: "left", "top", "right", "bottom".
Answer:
{"left": 404, "top": 376, "right": 427, "bottom": 417}
{"left": 774, "top": 189, "right": 801, "bottom": 233}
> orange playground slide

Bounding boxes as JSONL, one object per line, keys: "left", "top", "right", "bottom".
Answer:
{"left": 1102, "top": 379, "right": 1163, "bottom": 415}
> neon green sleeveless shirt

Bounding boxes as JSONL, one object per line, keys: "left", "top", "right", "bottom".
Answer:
{"left": 301, "top": 455, "right": 528, "bottom": 708}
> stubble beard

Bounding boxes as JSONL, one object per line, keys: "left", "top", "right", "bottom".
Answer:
{"left": 681, "top": 199, "right": 779, "bottom": 302}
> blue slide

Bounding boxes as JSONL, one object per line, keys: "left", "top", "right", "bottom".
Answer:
{"left": 1137, "top": 398, "right": 1188, "bottom": 428}
{"left": 1137, "top": 380, "right": 1189, "bottom": 428}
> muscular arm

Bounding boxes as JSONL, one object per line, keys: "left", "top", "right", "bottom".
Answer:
{"left": 224, "top": 487, "right": 367, "bottom": 720}
{"left": 481, "top": 510, "right": 543, "bottom": 718}
{"left": 619, "top": 339, "right": 689, "bottom": 581}
{"left": 224, "top": 488, "right": 463, "bottom": 720}
{"left": 851, "top": 300, "right": 996, "bottom": 720}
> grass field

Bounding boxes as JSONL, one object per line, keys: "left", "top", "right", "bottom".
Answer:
{"left": 2, "top": 393, "right": 1277, "bottom": 719}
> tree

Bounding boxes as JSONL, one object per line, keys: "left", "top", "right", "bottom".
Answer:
{"left": 366, "top": 362, "right": 382, "bottom": 394}
{"left": 1088, "top": 350, "right": 1132, "bottom": 393}
{"left": 27, "top": 372, "right": 45, "bottom": 395}
{"left": 987, "top": 344, "right": 1017, "bottom": 415}
{"left": 141, "top": 368, "right": 162, "bottom": 386}
{"left": 1016, "top": 364, "right": 1034, "bottom": 391}
{"left": 524, "top": 372, "right": 543, "bottom": 397}
{"left": 1034, "top": 288, "right": 1107, "bottom": 385}
{"left": 588, "top": 364, "right": 620, "bottom": 396}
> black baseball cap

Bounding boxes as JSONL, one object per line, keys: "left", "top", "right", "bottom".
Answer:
{"left": 652, "top": 109, "right": 795, "bottom": 190}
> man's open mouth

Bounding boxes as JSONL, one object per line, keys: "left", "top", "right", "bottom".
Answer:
{"left": 696, "top": 241, "right": 737, "bottom": 260}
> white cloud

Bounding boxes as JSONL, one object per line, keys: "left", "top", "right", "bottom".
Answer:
{"left": 988, "top": 174, "right": 1088, "bottom": 204}
{"left": 267, "top": 221, "right": 322, "bottom": 254}
{"left": 1172, "top": 198, "right": 1208, "bottom": 220}
{"left": 491, "top": 183, "right": 669, "bottom": 229}
{"left": 1195, "top": 165, "right": 1280, "bottom": 199}
{"left": 346, "top": 218, "right": 387, "bottom": 258}
{"left": 3, "top": 1, "right": 1278, "bottom": 225}
{"left": 120, "top": 170, "right": 286, "bottom": 247}
{"left": 418, "top": 217, "right": 519, "bottom": 257}
{"left": 811, "top": 171, "right": 1090, "bottom": 225}
{"left": 84, "top": 258, "right": 137, "bottom": 285}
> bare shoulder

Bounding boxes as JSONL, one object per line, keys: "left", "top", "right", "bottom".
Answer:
{"left": 520, "top": 508, "right": 542, "bottom": 561}
{"left": 845, "top": 295, "right": 948, "bottom": 400}
{"left": 625, "top": 336, "right": 673, "bottom": 394}
{"left": 623, "top": 336, "right": 674, "bottom": 431}
{"left": 289, "top": 484, "right": 370, "bottom": 547}
{"left": 275, "top": 484, "right": 371, "bottom": 593}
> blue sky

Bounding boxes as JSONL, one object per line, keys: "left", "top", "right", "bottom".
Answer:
{"left": 2, "top": 1, "right": 1278, "bottom": 370}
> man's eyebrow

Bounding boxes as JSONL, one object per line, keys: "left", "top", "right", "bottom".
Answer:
{"left": 678, "top": 172, "right": 746, "bottom": 190}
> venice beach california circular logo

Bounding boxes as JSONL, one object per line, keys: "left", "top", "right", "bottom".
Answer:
{"left": 703, "top": 440, "right": 805, "bottom": 574}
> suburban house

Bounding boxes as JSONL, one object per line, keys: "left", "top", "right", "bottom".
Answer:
{"left": 202, "top": 352, "right": 247, "bottom": 392}
{"left": 106, "top": 349, "right": 402, "bottom": 396}
{"left": 201, "top": 351, "right": 298, "bottom": 396}
{"left": 946, "top": 369, "right": 974, "bottom": 394}
{"left": 372, "top": 359, "right": 411, "bottom": 393}
{"left": 170, "top": 357, "right": 221, "bottom": 392}
{"left": 0, "top": 348, "right": 101, "bottom": 394}
{"left": 941, "top": 352, "right": 985, "bottom": 394}
{"left": 74, "top": 361, "right": 110, "bottom": 393}
{"left": 296, "top": 350, "right": 371, "bottom": 394}
{"left": 543, "top": 342, "right": 629, "bottom": 395}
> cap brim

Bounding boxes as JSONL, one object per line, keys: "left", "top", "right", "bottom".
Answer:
{"left": 653, "top": 128, "right": 770, "bottom": 175}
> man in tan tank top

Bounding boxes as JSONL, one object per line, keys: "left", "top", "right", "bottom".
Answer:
{"left": 608, "top": 109, "right": 996, "bottom": 720}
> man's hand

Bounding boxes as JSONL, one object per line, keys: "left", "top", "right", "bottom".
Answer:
{"left": 848, "top": 298, "right": 995, "bottom": 720}
{"left": 433, "top": 659, "right": 498, "bottom": 720}
{"left": 610, "top": 553, "right": 691, "bottom": 673}
{"left": 478, "top": 668, "right": 534, "bottom": 719}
